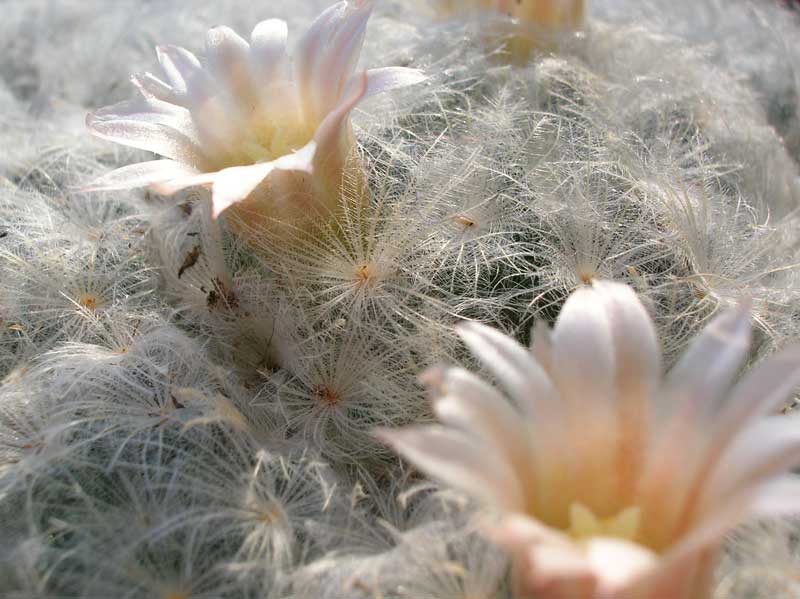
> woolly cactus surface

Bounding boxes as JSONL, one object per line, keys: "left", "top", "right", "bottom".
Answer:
{"left": 1, "top": 0, "right": 800, "bottom": 597}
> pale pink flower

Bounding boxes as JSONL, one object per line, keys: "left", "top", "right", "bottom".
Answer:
{"left": 86, "top": 1, "right": 425, "bottom": 223}
{"left": 379, "top": 281, "right": 800, "bottom": 598}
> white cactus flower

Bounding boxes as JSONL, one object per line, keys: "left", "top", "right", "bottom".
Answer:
{"left": 86, "top": 1, "right": 426, "bottom": 224}
{"left": 379, "top": 281, "right": 800, "bottom": 598}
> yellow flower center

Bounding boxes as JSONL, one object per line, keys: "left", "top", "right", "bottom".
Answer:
{"left": 567, "top": 502, "right": 641, "bottom": 543}
{"left": 241, "top": 117, "right": 314, "bottom": 164}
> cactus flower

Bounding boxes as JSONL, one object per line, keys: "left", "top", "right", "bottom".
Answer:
{"left": 86, "top": 1, "right": 425, "bottom": 225}
{"left": 436, "top": 0, "right": 585, "bottom": 61}
{"left": 379, "top": 281, "right": 800, "bottom": 598}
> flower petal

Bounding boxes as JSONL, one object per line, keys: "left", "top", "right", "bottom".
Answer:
{"left": 455, "top": 320, "right": 557, "bottom": 420}
{"left": 131, "top": 72, "right": 181, "bottom": 104}
{"left": 86, "top": 105, "right": 206, "bottom": 166}
{"left": 308, "top": 70, "right": 368, "bottom": 195}
{"left": 593, "top": 281, "right": 660, "bottom": 403}
{"left": 205, "top": 26, "right": 254, "bottom": 105}
{"left": 429, "top": 366, "right": 537, "bottom": 502}
{"left": 583, "top": 537, "right": 660, "bottom": 595}
{"left": 550, "top": 285, "right": 615, "bottom": 408}
{"left": 671, "top": 345, "right": 800, "bottom": 532}
{"left": 638, "top": 303, "right": 752, "bottom": 543}
{"left": 362, "top": 66, "right": 427, "bottom": 98}
{"left": 718, "top": 345, "right": 800, "bottom": 433}
{"left": 430, "top": 367, "right": 524, "bottom": 445}
{"left": 529, "top": 320, "right": 554, "bottom": 376}
{"left": 150, "top": 171, "right": 216, "bottom": 196}
{"left": 295, "top": 0, "right": 372, "bottom": 122}
{"left": 593, "top": 281, "right": 659, "bottom": 500}
{"left": 375, "top": 425, "right": 523, "bottom": 509}
{"left": 211, "top": 141, "right": 317, "bottom": 218}
{"left": 550, "top": 284, "right": 617, "bottom": 509}
{"left": 702, "top": 415, "right": 800, "bottom": 506}
{"left": 663, "top": 302, "right": 751, "bottom": 415}
{"left": 250, "top": 19, "right": 289, "bottom": 83}
{"left": 82, "top": 160, "right": 201, "bottom": 192}
{"left": 748, "top": 475, "right": 800, "bottom": 518}
{"left": 155, "top": 45, "right": 210, "bottom": 101}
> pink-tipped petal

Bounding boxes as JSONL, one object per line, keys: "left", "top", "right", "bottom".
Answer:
{"left": 82, "top": 160, "right": 201, "bottom": 192}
